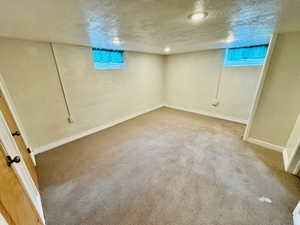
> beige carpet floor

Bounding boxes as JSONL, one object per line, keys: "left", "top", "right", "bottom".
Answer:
{"left": 36, "top": 107, "right": 300, "bottom": 225}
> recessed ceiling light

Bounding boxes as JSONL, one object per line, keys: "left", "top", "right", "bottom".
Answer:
{"left": 164, "top": 47, "right": 171, "bottom": 53}
{"left": 112, "top": 37, "right": 121, "bottom": 45}
{"left": 188, "top": 12, "right": 208, "bottom": 21}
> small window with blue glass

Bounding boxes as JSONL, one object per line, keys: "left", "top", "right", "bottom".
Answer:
{"left": 92, "top": 48, "right": 125, "bottom": 70}
{"left": 224, "top": 44, "right": 268, "bottom": 66}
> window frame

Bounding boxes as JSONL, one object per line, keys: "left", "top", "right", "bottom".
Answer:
{"left": 224, "top": 44, "right": 268, "bottom": 67}
{"left": 92, "top": 48, "right": 125, "bottom": 70}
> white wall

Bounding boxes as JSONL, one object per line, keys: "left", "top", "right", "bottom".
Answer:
{"left": 164, "top": 49, "right": 261, "bottom": 123}
{"left": 249, "top": 31, "right": 300, "bottom": 147}
{"left": 0, "top": 38, "right": 164, "bottom": 151}
{"left": 0, "top": 37, "right": 262, "bottom": 153}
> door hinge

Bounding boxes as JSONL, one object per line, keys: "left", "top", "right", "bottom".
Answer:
{"left": 27, "top": 148, "right": 32, "bottom": 154}
{"left": 11, "top": 131, "right": 21, "bottom": 136}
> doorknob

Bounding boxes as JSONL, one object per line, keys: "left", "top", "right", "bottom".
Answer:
{"left": 6, "top": 155, "right": 21, "bottom": 166}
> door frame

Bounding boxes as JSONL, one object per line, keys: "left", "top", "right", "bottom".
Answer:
{"left": 0, "top": 111, "right": 45, "bottom": 224}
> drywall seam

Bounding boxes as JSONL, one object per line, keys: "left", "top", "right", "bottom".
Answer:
{"left": 243, "top": 34, "right": 278, "bottom": 140}
{"left": 246, "top": 137, "right": 284, "bottom": 152}
{"left": 164, "top": 104, "right": 247, "bottom": 124}
{"left": 34, "top": 104, "right": 164, "bottom": 155}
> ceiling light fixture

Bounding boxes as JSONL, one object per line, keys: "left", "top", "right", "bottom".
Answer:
{"left": 188, "top": 11, "right": 208, "bottom": 21}
{"left": 164, "top": 47, "right": 171, "bottom": 53}
{"left": 112, "top": 37, "right": 121, "bottom": 45}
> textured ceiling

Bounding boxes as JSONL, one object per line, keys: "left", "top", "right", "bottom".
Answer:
{"left": 0, "top": 0, "right": 299, "bottom": 54}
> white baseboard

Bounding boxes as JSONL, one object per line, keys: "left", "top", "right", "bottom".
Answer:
{"left": 164, "top": 104, "right": 248, "bottom": 124}
{"left": 282, "top": 147, "right": 300, "bottom": 174}
{"left": 293, "top": 161, "right": 300, "bottom": 175}
{"left": 283, "top": 148, "right": 289, "bottom": 171}
{"left": 246, "top": 137, "right": 285, "bottom": 152}
{"left": 35, "top": 104, "right": 278, "bottom": 156}
{"left": 34, "top": 105, "right": 164, "bottom": 155}
{"left": 34, "top": 104, "right": 247, "bottom": 155}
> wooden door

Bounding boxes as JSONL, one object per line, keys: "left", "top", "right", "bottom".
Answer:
{"left": 0, "top": 144, "right": 43, "bottom": 225}
{"left": 0, "top": 90, "right": 38, "bottom": 187}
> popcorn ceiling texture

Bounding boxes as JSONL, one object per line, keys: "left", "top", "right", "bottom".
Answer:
{"left": 0, "top": 0, "right": 300, "bottom": 54}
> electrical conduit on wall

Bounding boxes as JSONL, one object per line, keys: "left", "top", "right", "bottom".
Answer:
{"left": 50, "top": 43, "right": 74, "bottom": 123}
{"left": 212, "top": 59, "right": 224, "bottom": 107}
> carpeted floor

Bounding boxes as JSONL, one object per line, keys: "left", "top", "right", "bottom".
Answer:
{"left": 36, "top": 107, "right": 300, "bottom": 225}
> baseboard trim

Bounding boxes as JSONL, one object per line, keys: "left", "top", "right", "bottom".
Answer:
{"left": 35, "top": 104, "right": 278, "bottom": 155}
{"left": 34, "top": 105, "right": 164, "bottom": 155}
{"left": 283, "top": 148, "right": 289, "bottom": 171}
{"left": 164, "top": 104, "right": 248, "bottom": 124}
{"left": 282, "top": 147, "right": 300, "bottom": 174}
{"left": 293, "top": 161, "right": 300, "bottom": 175}
{"left": 246, "top": 137, "right": 285, "bottom": 152}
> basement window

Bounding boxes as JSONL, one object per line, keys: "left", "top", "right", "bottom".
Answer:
{"left": 224, "top": 44, "right": 268, "bottom": 67}
{"left": 92, "top": 48, "right": 124, "bottom": 70}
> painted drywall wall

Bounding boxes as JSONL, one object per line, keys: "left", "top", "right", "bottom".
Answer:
{"left": 164, "top": 49, "right": 261, "bottom": 122}
{"left": 0, "top": 37, "right": 262, "bottom": 152}
{"left": 0, "top": 38, "right": 68, "bottom": 149}
{"left": 249, "top": 32, "right": 300, "bottom": 147}
{"left": 0, "top": 38, "right": 164, "bottom": 150}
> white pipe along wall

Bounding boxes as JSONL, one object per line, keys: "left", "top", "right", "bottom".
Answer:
{"left": 50, "top": 42, "right": 74, "bottom": 123}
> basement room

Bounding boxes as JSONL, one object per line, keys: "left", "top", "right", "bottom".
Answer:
{"left": 0, "top": 0, "right": 300, "bottom": 225}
